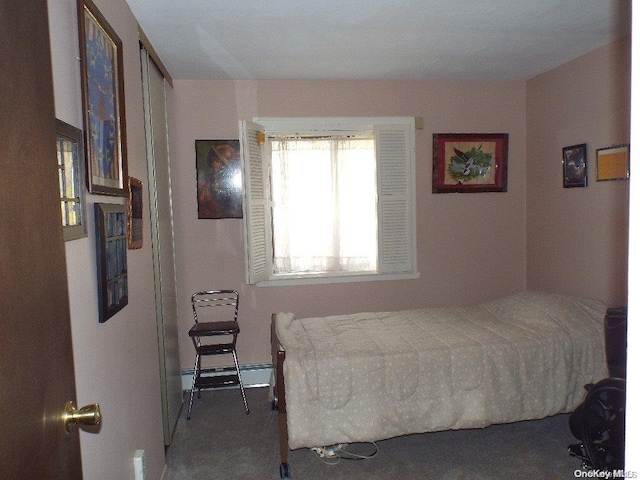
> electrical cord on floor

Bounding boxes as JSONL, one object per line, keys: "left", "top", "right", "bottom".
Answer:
{"left": 310, "top": 442, "right": 378, "bottom": 466}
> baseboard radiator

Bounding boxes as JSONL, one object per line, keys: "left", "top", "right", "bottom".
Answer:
{"left": 181, "top": 363, "right": 273, "bottom": 391}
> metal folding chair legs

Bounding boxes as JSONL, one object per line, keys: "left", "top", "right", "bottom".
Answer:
{"left": 186, "top": 351, "right": 250, "bottom": 420}
{"left": 232, "top": 350, "right": 250, "bottom": 415}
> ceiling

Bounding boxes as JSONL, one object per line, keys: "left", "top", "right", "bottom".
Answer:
{"left": 125, "top": 0, "right": 631, "bottom": 82}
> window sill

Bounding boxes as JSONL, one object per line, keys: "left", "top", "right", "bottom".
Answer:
{"left": 256, "top": 271, "right": 420, "bottom": 287}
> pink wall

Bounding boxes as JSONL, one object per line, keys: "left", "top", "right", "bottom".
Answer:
{"left": 526, "top": 37, "right": 631, "bottom": 306}
{"left": 44, "top": 0, "right": 631, "bottom": 473}
{"left": 169, "top": 80, "right": 528, "bottom": 367}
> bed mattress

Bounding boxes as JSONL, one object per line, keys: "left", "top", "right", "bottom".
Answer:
{"left": 274, "top": 291, "right": 608, "bottom": 449}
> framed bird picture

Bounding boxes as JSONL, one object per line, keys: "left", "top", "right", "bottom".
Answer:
{"left": 432, "top": 133, "right": 509, "bottom": 193}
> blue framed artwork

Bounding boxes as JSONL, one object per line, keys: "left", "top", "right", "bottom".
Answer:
{"left": 94, "top": 203, "right": 128, "bottom": 323}
{"left": 77, "top": 0, "right": 128, "bottom": 196}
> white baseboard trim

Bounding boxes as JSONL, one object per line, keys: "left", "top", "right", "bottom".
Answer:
{"left": 181, "top": 363, "right": 273, "bottom": 391}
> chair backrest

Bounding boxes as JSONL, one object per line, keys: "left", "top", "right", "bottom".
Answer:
{"left": 191, "top": 290, "right": 239, "bottom": 324}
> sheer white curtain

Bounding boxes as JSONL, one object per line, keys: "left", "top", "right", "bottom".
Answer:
{"left": 271, "top": 135, "right": 377, "bottom": 274}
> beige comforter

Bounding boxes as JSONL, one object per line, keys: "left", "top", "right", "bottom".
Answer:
{"left": 274, "top": 291, "right": 608, "bottom": 449}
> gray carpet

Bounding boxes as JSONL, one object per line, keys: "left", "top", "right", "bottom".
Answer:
{"left": 165, "top": 387, "right": 586, "bottom": 479}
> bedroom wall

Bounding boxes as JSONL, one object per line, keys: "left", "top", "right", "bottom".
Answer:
{"left": 41, "top": 0, "right": 632, "bottom": 472}
{"left": 526, "top": 36, "right": 631, "bottom": 307}
{"left": 48, "top": 0, "right": 166, "bottom": 479}
{"left": 169, "top": 80, "right": 528, "bottom": 368}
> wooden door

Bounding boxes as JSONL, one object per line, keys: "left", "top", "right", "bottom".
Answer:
{"left": 0, "top": 1, "right": 83, "bottom": 478}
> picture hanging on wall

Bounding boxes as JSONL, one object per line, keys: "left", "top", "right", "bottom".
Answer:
{"left": 94, "top": 202, "right": 128, "bottom": 323}
{"left": 432, "top": 133, "right": 508, "bottom": 193}
{"left": 562, "top": 143, "right": 587, "bottom": 188}
{"left": 77, "top": 0, "right": 128, "bottom": 196}
{"left": 56, "top": 118, "right": 88, "bottom": 241}
{"left": 127, "top": 177, "right": 143, "bottom": 249}
{"left": 195, "top": 139, "right": 243, "bottom": 219}
{"left": 596, "top": 144, "right": 630, "bottom": 181}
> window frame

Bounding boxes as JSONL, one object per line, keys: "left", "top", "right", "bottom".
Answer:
{"left": 240, "top": 117, "right": 419, "bottom": 286}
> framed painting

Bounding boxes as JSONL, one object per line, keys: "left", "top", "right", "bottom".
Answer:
{"left": 195, "top": 139, "right": 243, "bottom": 219}
{"left": 433, "top": 133, "right": 508, "bottom": 193}
{"left": 94, "top": 202, "right": 128, "bottom": 323}
{"left": 127, "top": 177, "right": 143, "bottom": 249}
{"left": 562, "top": 143, "right": 587, "bottom": 188}
{"left": 56, "top": 119, "right": 87, "bottom": 241}
{"left": 596, "top": 144, "right": 630, "bottom": 181}
{"left": 77, "top": 0, "right": 128, "bottom": 196}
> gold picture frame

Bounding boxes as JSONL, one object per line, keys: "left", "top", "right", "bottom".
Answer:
{"left": 596, "top": 144, "right": 630, "bottom": 181}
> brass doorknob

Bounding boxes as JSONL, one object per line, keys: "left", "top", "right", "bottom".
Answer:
{"left": 63, "top": 401, "right": 101, "bottom": 433}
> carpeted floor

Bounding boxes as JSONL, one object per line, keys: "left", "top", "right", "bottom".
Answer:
{"left": 164, "top": 387, "right": 587, "bottom": 480}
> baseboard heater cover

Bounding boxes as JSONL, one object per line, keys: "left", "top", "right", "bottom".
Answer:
{"left": 181, "top": 363, "right": 273, "bottom": 391}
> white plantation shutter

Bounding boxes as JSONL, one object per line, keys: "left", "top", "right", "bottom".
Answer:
{"left": 377, "top": 122, "right": 416, "bottom": 274}
{"left": 240, "top": 121, "right": 270, "bottom": 284}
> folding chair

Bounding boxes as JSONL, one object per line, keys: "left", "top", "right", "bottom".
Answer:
{"left": 187, "top": 290, "right": 249, "bottom": 419}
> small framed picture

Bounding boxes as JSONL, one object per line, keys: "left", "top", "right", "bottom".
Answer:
{"left": 596, "top": 144, "right": 630, "bottom": 181}
{"left": 562, "top": 143, "right": 587, "bottom": 188}
{"left": 195, "top": 139, "right": 243, "bottom": 219}
{"left": 56, "top": 119, "right": 87, "bottom": 241}
{"left": 127, "top": 177, "right": 143, "bottom": 249}
{"left": 432, "top": 133, "right": 508, "bottom": 193}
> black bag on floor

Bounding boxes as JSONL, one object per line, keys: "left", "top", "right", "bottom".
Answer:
{"left": 568, "top": 377, "right": 626, "bottom": 471}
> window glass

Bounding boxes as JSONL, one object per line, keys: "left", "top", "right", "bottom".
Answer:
{"left": 271, "top": 135, "right": 377, "bottom": 275}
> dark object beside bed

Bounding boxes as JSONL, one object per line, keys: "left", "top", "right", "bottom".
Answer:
{"left": 605, "top": 307, "right": 627, "bottom": 378}
{"left": 568, "top": 306, "right": 627, "bottom": 472}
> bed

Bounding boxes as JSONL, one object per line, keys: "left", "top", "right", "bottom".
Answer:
{"left": 270, "top": 291, "right": 608, "bottom": 479}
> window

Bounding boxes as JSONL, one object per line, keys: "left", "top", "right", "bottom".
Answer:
{"left": 56, "top": 119, "right": 87, "bottom": 242}
{"left": 271, "top": 134, "right": 377, "bottom": 275}
{"left": 240, "top": 117, "right": 417, "bottom": 286}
